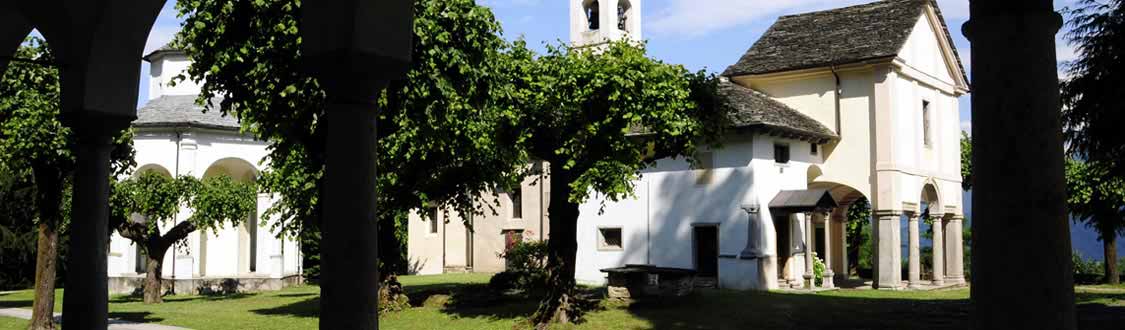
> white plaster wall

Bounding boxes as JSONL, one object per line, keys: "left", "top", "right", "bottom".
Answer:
{"left": 574, "top": 134, "right": 817, "bottom": 289}
{"left": 148, "top": 54, "right": 203, "bottom": 100}
{"left": 109, "top": 128, "right": 300, "bottom": 280}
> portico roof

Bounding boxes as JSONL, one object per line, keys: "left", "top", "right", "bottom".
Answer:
{"left": 718, "top": 81, "right": 838, "bottom": 144}
{"left": 134, "top": 95, "right": 240, "bottom": 131}
{"left": 769, "top": 189, "right": 838, "bottom": 213}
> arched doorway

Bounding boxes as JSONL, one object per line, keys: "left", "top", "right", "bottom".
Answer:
{"left": 807, "top": 178, "right": 868, "bottom": 286}
{"left": 201, "top": 157, "right": 259, "bottom": 276}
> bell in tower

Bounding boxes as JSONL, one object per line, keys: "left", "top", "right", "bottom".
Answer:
{"left": 570, "top": 0, "right": 641, "bottom": 48}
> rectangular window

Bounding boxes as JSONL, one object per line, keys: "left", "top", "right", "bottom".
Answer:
{"left": 503, "top": 229, "right": 524, "bottom": 251}
{"left": 922, "top": 100, "right": 932, "bottom": 147}
{"left": 598, "top": 227, "right": 623, "bottom": 251}
{"left": 427, "top": 208, "right": 439, "bottom": 234}
{"left": 511, "top": 188, "right": 523, "bottom": 219}
{"left": 810, "top": 143, "right": 819, "bottom": 155}
{"left": 774, "top": 144, "right": 790, "bottom": 164}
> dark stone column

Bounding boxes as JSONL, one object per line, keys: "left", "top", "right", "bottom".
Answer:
{"left": 61, "top": 114, "right": 132, "bottom": 329}
{"left": 964, "top": 1, "right": 1076, "bottom": 329}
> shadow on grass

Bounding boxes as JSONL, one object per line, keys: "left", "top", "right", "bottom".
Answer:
{"left": 252, "top": 296, "right": 320, "bottom": 318}
{"left": 109, "top": 311, "right": 165, "bottom": 324}
{"left": 0, "top": 299, "right": 31, "bottom": 308}
{"left": 110, "top": 292, "right": 259, "bottom": 304}
{"left": 276, "top": 293, "right": 316, "bottom": 298}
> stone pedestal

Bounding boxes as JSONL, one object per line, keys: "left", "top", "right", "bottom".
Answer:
{"left": 874, "top": 211, "right": 902, "bottom": 289}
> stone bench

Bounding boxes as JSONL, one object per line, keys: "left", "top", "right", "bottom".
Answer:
{"left": 601, "top": 264, "right": 696, "bottom": 299}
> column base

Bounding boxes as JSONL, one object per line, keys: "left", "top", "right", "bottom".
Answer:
{"left": 823, "top": 271, "right": 835, "bottom": 288}
{"left": 908, "top": 280, "right": 922, "bottom": 289}
{"left": 803, "top": 274, "right": 814, "bottom": 289}
{"left": 946, "top": 276, "right": 966, "bottom": 284}
{"left": 932, "top": 278, "right": 945, "bottom": 286}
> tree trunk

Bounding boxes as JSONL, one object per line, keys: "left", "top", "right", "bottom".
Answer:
{"left": 143, "top": 246, "right": 167, "bottom": 304}
{"left": 1105, "top": 235, "right": 1118, "bottom": 285}
{"left": 534, "top": 166, "right": 579, "bottom": 326}
{"left": 966, "top": 1, "right": 1076, "bottom": 329}
{"left": 29, "top": 166, "right": 62, "bottom": 330}
{"left": 28, "top": 222, "right": 58, "bottom": 330}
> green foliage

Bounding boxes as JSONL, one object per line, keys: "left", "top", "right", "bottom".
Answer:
{"left": 188, "top": 175, "right": 258, "bottom": 233}
{"left": 0, "top": 166, "right": 37, "bottom": 290}
{"left": 1065, "top": 159, "right": 1125, "bottom": 243}
{"left": 812, "top": 252, "right": 826, "bottom": 287}
{"left": 490, "top": 240, "right": 550, "bottom": 292}
{"left": 505, "top": 40, "right": 721, "bottom": 205}
{"left": 846, "top": 198, "right": 872, "bottom": 271}
{"left": 1062, "top": 0, "right": 1125, "bottom": 177}
{"left": 960, "top": 131, "right": 972, "bottom": 191}
{"left": 175, "top": 0, "right": 527, "bottom": 246}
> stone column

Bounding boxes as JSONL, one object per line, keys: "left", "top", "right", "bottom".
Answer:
{"left": 803, "top": 213, "right": 815, "bottom": 289}
{"left": 61, "top": 114, "right": 132, "bottom": 330}
{"left": 965, "top": 1, "right": 1075, "bottom": 328}
{"left": 932, "top": 214, "right": 945, "bottom": 286}
{"left": 948, "top": 215, "right": 965, "bottom": 284}
{"left": 908, "top": 213, "right": 921, "bottom": 289}
{"left": 301, "top": 1, "right": 411, "bottom": 329}
{"left": 873, "top": 210, "right": 901, "bottom": 289}
{"left": 822, "top": 212, "right": 834, "bottom": 288}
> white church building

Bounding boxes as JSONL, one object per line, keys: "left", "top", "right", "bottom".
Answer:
{"left": 572, "top": 0, "right": 968, "bottom": 291}
{"left": 105, "top": 46, "right": 302, "bottom": 294}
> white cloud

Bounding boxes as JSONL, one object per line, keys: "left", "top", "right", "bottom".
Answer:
{"left": 647, "top": 0, "right": 870, "bottom": 38}
{"left": 960, "top": 120, "right": 971, "bottom": 134}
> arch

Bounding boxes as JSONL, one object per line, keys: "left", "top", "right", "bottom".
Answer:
{"left": 616, "top": 0, "right": 632, "bottom": 31}
{"left": 584, "top": 0, "right": 600, "bottom": 30}
{"left": 202, "top": 157, "right": 258, "bottom": 182}
{"left": 920, "top": 177, "right": 942, "bottom": 216}
{"left": 134, "top": 163, "right": 172, "bottom": 178}
{"left": 808, "top": 180, "right": 867, "bottom": 208}
{"left": 201, "top": 157, "right": 260, "bottom": 274}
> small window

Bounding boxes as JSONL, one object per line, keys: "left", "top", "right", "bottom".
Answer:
{"left": 598, "top": 227, "right": 623, "bottom": 251}
{"left": 427, "top": 208, "right": 439, "bottom": 234}
{"left": 810, "top": 143, "right": 819, "bottom": 155}
{"left": 504, "top": 229, "right": 524, "bottom": 251}
{"left": 922, "top": 100, "right": 932, "bottom": 147}
{"left": 774, "top": 144, "right": 790, "bottom": 164}
{"left": 586, "top": 0, "right": 600, "bottom": 30}
{"left": 511, "top": 188, "right": 524, "bottom": 219}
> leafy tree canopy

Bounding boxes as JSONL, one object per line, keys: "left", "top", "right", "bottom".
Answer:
{"left": 174, "top": 0, "right": 526, "bottom": 239}
{"left": 1062, "top": 0, "right": 1125, "bottom": 176}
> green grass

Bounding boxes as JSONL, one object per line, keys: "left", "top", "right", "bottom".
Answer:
{"left": 0, "top": 317, "right": 26, "bottom": 329}
{"left": 1, "top": 274, "right": 1123, "bottom": 329}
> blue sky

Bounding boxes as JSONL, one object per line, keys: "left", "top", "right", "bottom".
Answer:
{"left": 137, "top": 0, "right": 1084, "bottom": 133}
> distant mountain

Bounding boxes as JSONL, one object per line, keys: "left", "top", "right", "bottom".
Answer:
{"left": 964, "top": 190, "right": 1122, "bottom": 261}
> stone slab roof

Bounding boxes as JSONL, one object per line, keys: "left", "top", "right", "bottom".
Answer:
{"left": 134, "top": 95, "right": 240, "bottom": 130}
{"left": 719, "top": 81, "right": 838, "bottom": 143}
{"left": 769, "top": 189, "right": 839, "bottom": 213}
{"left": 723, "top": 0, "right": 965, "bottom": 82}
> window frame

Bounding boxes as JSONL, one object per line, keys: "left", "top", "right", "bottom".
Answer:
{"left": 597, "top": 227, "right": 624, "bottom": 251}
{"left": 427, "top": 208, "right": 439, "bottom": 234}
{"left": 774, "top": 143, "right": 791, "bottom": 164}
{"left": 922, "top": 100, "right": 933, "bottom": 148}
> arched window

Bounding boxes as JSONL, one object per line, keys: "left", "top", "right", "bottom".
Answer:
{"left": 586, "top": 0, "right": 600, "bottom": 30}
{"left": 617, "top": 1, "right": 630, "bottom": 31}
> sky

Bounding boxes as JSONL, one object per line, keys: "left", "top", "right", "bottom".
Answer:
{"left": 136, "top": 0, "right": 1083, "bottom": 135}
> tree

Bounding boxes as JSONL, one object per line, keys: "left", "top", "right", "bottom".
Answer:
{"left": 960, "top": 131, "right": 972, "bottom": 191}
{"left": 174, "top": 0, "right": 526, "bottom": 280}
{"left": 111, "top": 172, "right": 256, "bottom": 303}
{"left": 1065, "top": 159, "right": 1125, "bottom": 284}
{"left": 0, "top": 164, "right": 37, "bottom": 291}
{"left": 1061, "top": 0, "right": 1125, "bottom": 178}
{"left": 846, "top": 197, "right": 872, "bottom": 275}
{"left": 0, "top": 36, "right": 134, "bottom": 330}
{"left": 504, "top": 41, "right": 721, "bottom": 325}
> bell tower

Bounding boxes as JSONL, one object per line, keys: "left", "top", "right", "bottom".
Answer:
{"left": 570, "top": 0, "right": 641, "bottom": 48}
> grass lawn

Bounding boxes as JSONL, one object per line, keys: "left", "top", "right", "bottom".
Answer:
{"left": 0, "top": 317, "right": 25, "bottom": 329}
{"left": 0, "top": 274, "right": 1122, "bottom": 329}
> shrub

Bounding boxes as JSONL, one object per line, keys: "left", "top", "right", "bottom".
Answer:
{"left": 490, "top": 240, "right": 549, "bottom": 292}
{"left": 1072, "top": 250, "right": 1105, "bottom": 284}
{"left": 812, "top": 252, "right": 826, "bottom": 286}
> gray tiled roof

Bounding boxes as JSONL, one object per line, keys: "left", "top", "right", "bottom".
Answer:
{"left": 143, "top": 43, "right": 185, "bottom": 62}
{"left": 723, "top": 0, "right": 966, "bottom": 82}
{"left": 134, "top": 95, "right": 240, "bottom": 130}
{"left": 719, "top": 81, "right": 838, "bottom": 143}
